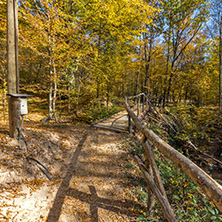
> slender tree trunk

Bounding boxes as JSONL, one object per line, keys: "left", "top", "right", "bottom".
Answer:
{"left": 68, "top": 85, "right": 71, "bottom": 114}
{"left": 166, "top": 71, "right": 174, "bottom": 105}
{"left": 121, "top": 71, "right": 125, "bottom": 97}
{"left": 49, "top": 61, "right": 53, "bottom": 119}
{"left": 106, "top": 82, "right": 110, "bottom": 112}
{"left": 53, "top": 60, "right": 57, "bottom": 121}
{"left": 135, "top": 72, "right": 140, "bottom": 96}
{"left": 96, "top": 77, "right": 100, "bottom": 99}
{"left": 1, "top": 64, "right": 7, "bottom": 120}
{"left": 144, "top": 39, "right": 152, "bottom": 96}
{"left": 163, "top": 25, "right": 171, "bottom": 108}
{"left": 76, "top": 75, "right": 81, "bottom": 115}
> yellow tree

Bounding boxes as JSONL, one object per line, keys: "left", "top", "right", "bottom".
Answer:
{"left": 160, "top": 0, "right": 209, "bottom": 107}
{"left": 0, "top": 0, "right": 7, "bottom": 120}
{"left": 81, "top": 0, "right": 156, "bottom": 109}
{"left": 19, "top": 0, "right": 81, "bottom": 120}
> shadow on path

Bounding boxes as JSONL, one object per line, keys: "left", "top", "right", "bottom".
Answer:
{"left": 47, "top": 132, "right": 88, "bottom": 222}
{"left": 47, "top": 131, "right": 141, "bottom": 222}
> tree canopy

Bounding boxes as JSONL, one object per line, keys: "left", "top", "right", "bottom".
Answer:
{"left": 0, "top": 0, "right": 220, "bottom": 120}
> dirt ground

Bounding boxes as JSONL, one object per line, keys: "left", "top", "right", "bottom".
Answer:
{"left": 0, "top": 113, "right": 143, "bottom": 222}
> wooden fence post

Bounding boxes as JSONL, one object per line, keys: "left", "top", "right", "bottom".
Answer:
{"left": 135, "top": 156, "right": 178, "bottom": 222}
{"left": 144, "top": 155, "right": 155, "bottom": 213}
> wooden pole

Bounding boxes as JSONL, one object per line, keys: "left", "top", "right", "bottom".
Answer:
{"left": 14, "top": 0, "right": 19, "bottom": 93}
{"left": 7, "top": 0, "right": 17, "bottom": 94}
{"left": 219, "top": 12, "right": 222, "bottom": 112}
{"left": 9, "top": 97, "right": 20, "bottom": 138}
{"left": 142, "top": 138, "right": 168, "bottom": 198}
{"left": 7, "top": 0, "right": 20, "bottom": 138}
{"left": 135, "top": 156, "right": 177, "bottom": 222}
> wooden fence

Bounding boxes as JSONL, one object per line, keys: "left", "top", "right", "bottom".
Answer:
{"left": 125, "top": 94, "right": 222, "bottom": 221}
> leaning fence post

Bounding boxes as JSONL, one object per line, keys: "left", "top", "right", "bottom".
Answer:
{"left": 144, "top": 155, "right": 155, "bottom": 213}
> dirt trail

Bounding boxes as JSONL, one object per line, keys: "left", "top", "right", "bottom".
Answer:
{"left": 0, "top": 114, "right": 142, "bottom": 222}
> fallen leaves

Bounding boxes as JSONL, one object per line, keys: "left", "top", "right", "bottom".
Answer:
{"left": 0, "top": 118, "right": 142, "bottom": 221}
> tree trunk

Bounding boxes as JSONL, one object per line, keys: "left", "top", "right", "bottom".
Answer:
{"left": 135, "top": 72, "right": 140, "bottom": 96}
{"left": 76, "top": 75, "right": 81, "bottom": 115}
{"left": 96, "top": 77, "right": 100, "bottom": 99}
{"left": 52, "top": 60, "right": 57, "bottom": 121}
{"left": 106, "top": 83, "right": 110, "bottom": 112}
{"left": 1, "top": 64, "right": 7, "bottom": 120}
{"left": 49, "top": 55, "right": 53, "bottom": 119}
{"left": 144, "top": 39, "right": 152, "bottom": 95}
{"left": 162, "top": 21, "right": 171, "bottom": 109}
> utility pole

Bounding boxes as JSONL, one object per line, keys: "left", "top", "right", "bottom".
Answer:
{"left": 7, "top": 0, "right": 20, "bottom": 138}
{"left": 219, "top": 12, "right": 222, "bottom": 112}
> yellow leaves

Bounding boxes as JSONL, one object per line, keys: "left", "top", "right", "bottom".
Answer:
{"left": 209, "top": 201, "right": 215, "bottom": 207}
{"left": 183, "top": 183, "right": 188, "bottom": 188}
{"left": 54, "top": 156, "right": 59, "bottom": 160}
{"left": 22, "top": 178, "right": 27, "bottom": 183}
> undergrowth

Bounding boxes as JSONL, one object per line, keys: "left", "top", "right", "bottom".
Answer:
{"left": 125, "top": 140, "right": 222, "bottom": 221}
{"left": 168, "top": 104, "right": 222, "bottom": 154}
{"left": 84, "top": 104, "right": 121, "bottom": 123}
{"left": 124, "top": 103, "right": 222, "bottom": 221}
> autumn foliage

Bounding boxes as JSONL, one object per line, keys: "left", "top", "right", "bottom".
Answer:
{"left": 0, "top": 0, "right": 220, "bottom": 118}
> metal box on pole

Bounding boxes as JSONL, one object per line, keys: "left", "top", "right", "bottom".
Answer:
{"left": 7, "top": 93, "right": 32, "bottom": 116}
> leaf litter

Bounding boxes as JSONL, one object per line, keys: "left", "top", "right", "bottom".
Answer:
{"left": 0, "top": 113, "right": 143, "bottom": 222}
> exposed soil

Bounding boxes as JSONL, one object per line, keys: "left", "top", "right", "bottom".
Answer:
{"left": 0, "top": 113, "right": 143, "bottom": 222}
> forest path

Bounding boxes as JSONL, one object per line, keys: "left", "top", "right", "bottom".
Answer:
{"left": 91, "top": 110, "right": 129, "bottom": 133}
{"left": 0, "top": 114, "right": 142, "bottom": 222}
{"left": 91, "top": 104, "right": 143, "bottom": 133}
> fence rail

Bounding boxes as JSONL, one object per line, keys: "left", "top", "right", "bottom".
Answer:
{"left": 125, "top": 95, "right": 222, "bottom": 221}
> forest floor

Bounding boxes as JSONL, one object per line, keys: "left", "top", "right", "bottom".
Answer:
{"left": 0, "top": 112, "right": 143, "bottom": 222}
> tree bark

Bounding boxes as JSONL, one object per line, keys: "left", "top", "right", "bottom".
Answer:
{"left": 144, "top": 38, "right": 152, "bottom": 95}
{"left": 49, "top": 55, "right": 53, "bottom": 119}
{"left": 53, "top": 60, "right": 57, "bottom": 121}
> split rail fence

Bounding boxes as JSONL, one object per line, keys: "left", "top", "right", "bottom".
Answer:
{"left": 125, "top": 93, "right": 222, "bottom": 222}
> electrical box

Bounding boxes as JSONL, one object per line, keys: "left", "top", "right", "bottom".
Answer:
{"left": 20, "top": 98, "right": 28, "bottom": 115}
{"left": 7, "top": 93, "right": 33, "bottom": 116}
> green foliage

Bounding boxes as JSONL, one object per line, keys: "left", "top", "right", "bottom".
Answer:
{"left": 156, "top": 154, "right": 222, "bottom": 221}
{"left": 83, "top": 101, "right": 120, "bottom": 123}
{"left": 125, "top": 138, "right": 222, "bottom": 221}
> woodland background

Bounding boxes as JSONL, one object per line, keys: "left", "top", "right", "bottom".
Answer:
{"left": 0, "top": 1, "right": 222, "bottom": 221}
{"left": 1, "top": 0, "right": 221, "bottom": 122}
